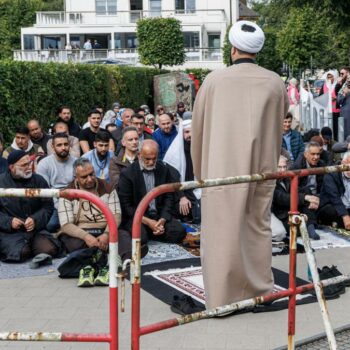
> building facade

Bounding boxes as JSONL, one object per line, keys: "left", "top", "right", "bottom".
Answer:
{"left": 16, "top": 0, "right": 257, "bottom": 69}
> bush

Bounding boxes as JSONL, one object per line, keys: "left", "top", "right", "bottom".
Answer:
{"left": 0, "top": 61, "right": 166, "bottom": 143}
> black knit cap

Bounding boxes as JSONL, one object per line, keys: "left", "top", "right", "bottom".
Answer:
{"left": 7, "top": 150, "right": 27, "bottom": 166}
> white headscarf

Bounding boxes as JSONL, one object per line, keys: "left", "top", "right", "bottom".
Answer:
{"left": 322, "top": 70, "right": 339, "bottom": 89}
{"left": 229, "top": 20, "right": 265, "bottom": 54}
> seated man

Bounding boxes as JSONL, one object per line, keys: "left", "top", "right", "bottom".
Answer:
{"left": 118, "top": 140, "right": 186, "bottom": 261}
{"left": 27, "top": 119, "right": 51, "bottom": 154}
{"left": 3, "top": 127, "right": 44, "bottom": 159}
{"left": 79, "top": 109, "right": 114, "bottom": 154}
{"left": 109, "top": 126, "right": 139, "bottom": 188}
{"left": 281, "top": 112, "right": 304, "bottom": 164}
{"left": 164, "top": 119, "right": 201, "bottom": 224}
{"left": 292, "top": 141, "right": 325, "bottom": 195}
{"left": 130, "top": 113, "right": 152, "bottom": 149}
{"left": 0, "top": 151, "right": 58, "bottom": 262}
{"left": 58, "top": 158, "right": 121, "bottom": 287}
{"left": 47, "top": 121, "right": 80, "bottom": 158}
{"left": 273, "top": 155, "right": 320, "bottom": 240}
{"left": 82, "top": 130, "right": 114, "bottom": 182}
{"left": 37, "top": 133, "right": 77, "bottom": 232}
{"left": 153, "top": 113, "right": 178, "bottom": 160}
{"left": 319, "top": 151, "right": 350, "bottom": 229}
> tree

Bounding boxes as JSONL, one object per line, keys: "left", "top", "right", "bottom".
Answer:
{"left": 222, "top": 25, "right": 232, "bottom": 66}
{"left": 276, "top": 6, "right": 329, "bottom": 72}
{"left": 0, "top": 0, "right": 63, "bottom": 59}
{"left": 136, "top": 17, "right": 185, "bottom": 70}
{"left": 256, "top": 28, "right": 283, "bottom": 74}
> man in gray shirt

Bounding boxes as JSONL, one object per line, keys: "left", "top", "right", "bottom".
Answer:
{"left": 37, "top": 133, "right": 77, "bottom": 232}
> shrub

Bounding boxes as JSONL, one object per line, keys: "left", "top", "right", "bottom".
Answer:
{"left": 0, "top": 60, "right": 166, "bottom": 143}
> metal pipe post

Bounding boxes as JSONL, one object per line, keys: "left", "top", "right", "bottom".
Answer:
{"left": 287, "top": 175, "right": 299, "bottom": 350}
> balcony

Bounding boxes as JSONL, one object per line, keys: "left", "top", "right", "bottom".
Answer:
{"left": 13, "top": 48, "right": 224, "bottom": 69}
{"left": 35, "top": 9, "right": 226, "bottom": 26}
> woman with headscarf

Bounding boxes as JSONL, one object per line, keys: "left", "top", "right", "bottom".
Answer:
{"left": 319, "top": 70, "right": 340, "bottom": 140}
{"left": 287, "top": 78, "right": 300, "bottom": 129}
{"left": 144, "top": 114, "right": 158, "bottom": 133}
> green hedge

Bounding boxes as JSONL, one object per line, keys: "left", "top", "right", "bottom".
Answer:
{"left": 0, "top": 60, "right": 166, "bottom": 143}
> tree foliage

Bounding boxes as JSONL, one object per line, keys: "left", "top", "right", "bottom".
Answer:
{"left": 276, "top": 6, "right": 328, "bottom": 71}
{"left": 0, "top": 0, "right": 63, "bottom": 59}
{"left": 222, "top": 25, "right": 232, "bottom": 66}
{"left": 136, "top": 17, "right": 185, "bottom": 70}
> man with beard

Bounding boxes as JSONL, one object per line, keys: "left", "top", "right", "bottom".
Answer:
{"left": 37, "top": 133, "right": 77, "bottom": 232}
{"left": 152, "top": 113, "right": 178, "bottom": 159}
{"left": 109, "top": 126, "right": 139, "bottom": 188}
{"left": 58, "top": 159, "right": 121, "bottom": 287}
{"left": 118, "top": 140, "right": 186, "bottom": 260}
{"left": 164, "top": 119, "right": 201, "bottom": 224}
{"left": 27, "top": 119, "right": 51, "bottom": 154}
{"left": 54, "top": 105, "right": 81, "bottom": 138}
{"left": 0, "top": 151, "right": 58, "bottom": 262}
{"left": 79, "top": 109, "right": 114, "bottom": 154}
{"left": 82, "top": 130, "right": 114, "bottom": 183}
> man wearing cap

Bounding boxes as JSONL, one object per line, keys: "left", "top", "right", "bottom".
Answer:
{"left": 0, "top": 151, "right": 59, "bottom": 262}
{"left": 191, "top": 20, "right": 289, "bottom": 309}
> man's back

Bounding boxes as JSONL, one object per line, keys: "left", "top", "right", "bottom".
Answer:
{"left": 192, "top": 62, "right": 288, "bottom": 180}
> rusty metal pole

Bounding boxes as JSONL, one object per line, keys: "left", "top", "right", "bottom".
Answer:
{"left": 287, "top": 175, "right": 299, "bottom": 350}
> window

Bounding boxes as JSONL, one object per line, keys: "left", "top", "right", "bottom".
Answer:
{"left": 96, "top": 0, "right": 117, "bottom": 14}
{"left": 208, "top": 33, "right": 220, "bottom": 48}
{"left": 175, "top": 0, "right": 195, "bottom": 14}
{"left": 183, "top": 32, "right": 199, "bottom": 48}
{"left": 149, "top": 0, "right": 161, "bottom": 17}
{"left": 126, "top": 34, "right": 138, "bottom": 49}
{"left": 24, "top": 35, "right": 35, "bottom": 50}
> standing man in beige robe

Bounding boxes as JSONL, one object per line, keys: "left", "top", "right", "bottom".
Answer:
{"left": 191, "top": 20, "right": 289, "bottom": 309}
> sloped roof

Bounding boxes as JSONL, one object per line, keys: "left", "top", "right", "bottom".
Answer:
{"left": 239, "top": 2, "right": 259, "bottom": 19}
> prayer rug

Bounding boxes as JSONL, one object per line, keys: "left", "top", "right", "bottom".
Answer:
{"left": 141, "top": 258, "right": 317, "bottom": 312}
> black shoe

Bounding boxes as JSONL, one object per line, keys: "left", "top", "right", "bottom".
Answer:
{"left": 307, "top": 224, "right": 320, "bottom": 240}
{"left": 170, "top": 295, "right": 204, "bottom": 315}
{"left": 317, "top": 266, "right": 344, "bottom": 298}
{"left": 328, "top": 265, "right": 350, "bottom": 288}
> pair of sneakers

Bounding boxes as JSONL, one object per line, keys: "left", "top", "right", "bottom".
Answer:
{"left": 77, "top": 265, "right": 109, "bottom": 287}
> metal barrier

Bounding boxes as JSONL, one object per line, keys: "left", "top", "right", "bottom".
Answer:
{"left": 129, "top": 164, "right": 350, "bottom": 350}
{"left": 0, "top": 188, "right": 119, "bottom": 349}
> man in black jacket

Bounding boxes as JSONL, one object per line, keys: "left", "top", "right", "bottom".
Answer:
{"left": 55, "top": 106, "right": 81, "bottom": 138}
{"left": 273, "top": 155, "right": 320, "bottom": 239}
{"left": 319, "top": 151, "right": 350, "bottom": 229}
{"left": 117, "top": 140, "right": 186, "bottom": 259}
{"left": 0, "top": 150, "right": 59, "bottom": 262}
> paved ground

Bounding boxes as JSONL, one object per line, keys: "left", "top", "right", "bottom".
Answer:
{"left": 0, "top": 247, "right": 350, "bottom": 350}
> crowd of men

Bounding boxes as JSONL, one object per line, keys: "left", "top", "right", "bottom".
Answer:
{"left": 276, "top": 68, "right": 350, "bottom": 241}
{"left": 0, "top": 102, "right": 196, "bottom": 287}
{"left": 0, "top": 70, "right": 350, "bottom": 288}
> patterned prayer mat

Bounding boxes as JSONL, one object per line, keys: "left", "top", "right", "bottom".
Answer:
{"left": 141, "top": 258, "right": 317, "bottom": 312}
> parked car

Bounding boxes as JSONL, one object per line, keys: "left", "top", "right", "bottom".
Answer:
{"left": 84, "top": 58, "right": 132, "bottom": 66}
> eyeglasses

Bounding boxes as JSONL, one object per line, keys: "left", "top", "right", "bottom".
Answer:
{"left": 340, "top": 73, "right": 345, "bottom": 76}
{"left": 157, "top": 109, "right": 163, "bottom": 112}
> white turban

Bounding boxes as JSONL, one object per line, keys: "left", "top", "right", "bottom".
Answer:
{"left": 182, "top": 119, "right": 192, "bottom": 129}
{"left": 229, "top": 20, "right": 265, "bottom": 54}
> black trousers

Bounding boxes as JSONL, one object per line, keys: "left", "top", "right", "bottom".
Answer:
{"left": 119, "top": 217, "right": 186, "bottom": 261}
{"left": 318, "top": 204, "right": 348, "bottom": 228}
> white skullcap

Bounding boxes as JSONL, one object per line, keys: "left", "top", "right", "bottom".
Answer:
{"left": 229, "top": 20, "right": 265, "bottom": 54}
{"left": 182, "top": 119, "right": 192, "bottom": 129}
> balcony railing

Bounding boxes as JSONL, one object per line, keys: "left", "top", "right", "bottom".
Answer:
{"left": 35, "top": 9, "right": 226, "bottom": 26}
{"left": 13, "top": 48, "right": 223, "bottom": 65}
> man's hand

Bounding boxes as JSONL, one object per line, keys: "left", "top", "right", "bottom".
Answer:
{"left": 11, "top": 218, "right": 24, "bottom": 230}
{"left": 305, "top": 195, "right": 320, "bottom": 210}
{"left": 145, "top": 218, "right": 165, "bottom": 235}
{"left": 24, "top": 217, "right": 35, "bottom": 232}
{"left": 343, "top": 215, "right": 350, "bottom": 230}
{"left": 97, "top": 233, "right": 109, "bottom": 251}
{"left": 179, "top": 197, "right": 192, "bottom": 216}
{"left": 84, "top": 234, "right": 99, "bottom": 248}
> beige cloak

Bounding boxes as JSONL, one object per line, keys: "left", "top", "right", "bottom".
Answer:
{"left": 191, "top": 62, "right": 289, "bottom": 309}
